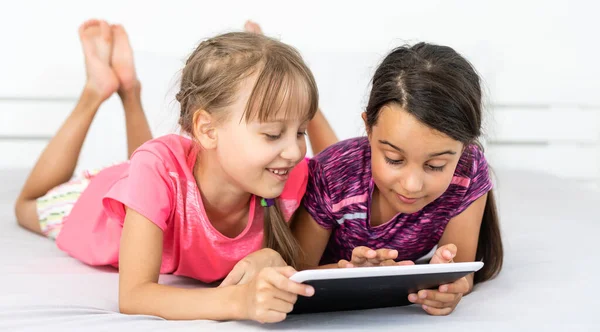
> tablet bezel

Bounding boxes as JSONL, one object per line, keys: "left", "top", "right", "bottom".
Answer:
{"left": 290, "top": 261, "right": 484, "bottom": 283}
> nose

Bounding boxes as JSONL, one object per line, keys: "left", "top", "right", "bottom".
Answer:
{"left": 401, "top": 168, "right": 424, "bottom": 193}
{"left": 280, "top": 136, "right": 304, "bottom": 162}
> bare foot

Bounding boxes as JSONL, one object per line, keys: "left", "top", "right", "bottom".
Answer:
{"left": 244, "top": 20, "right": 263, "bottom": 35}
{"left": 111, "top": 24, "right": 140, "bottom": 94}
{"left": 79, "top": 19, "right": 119, "bottom": 101}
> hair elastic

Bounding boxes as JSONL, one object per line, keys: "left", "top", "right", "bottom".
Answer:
{"left": 260, "top": 198, "right": 275, "bottom": 207}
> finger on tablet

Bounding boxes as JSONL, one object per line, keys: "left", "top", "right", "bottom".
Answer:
{"left": 350, "top": 246, "right": 376, "bottom": 264}
{"left": 439, "top": 278, "right": 469, "bottom": 294}
{"left": 337, "top": 259, "right": 354, "bottom": 268}
{"left": 420, "top": 299, "right": 451, "bottom": 309}
{"left": 431, "top": 244, "right": 457, "bottom": 264}
{"left": 375, "top": 248, "right": 398, "bottom": 260}
{"left": 353, "top": 246, "right": 376, "bottom": 258}
{"left": 380, "top": 259, "right": 397, "bottom": 266}
{"left": 418, "top": 289, "right": 456, "bottom": 303}
{"left": 397, "top": 260, "right": 415, "bottom": 266}
{"left": 422, "top": 304, "right": 453, "bottom": 316}
{"left": 263, "top": 267, "right": 315, "bottom": 297}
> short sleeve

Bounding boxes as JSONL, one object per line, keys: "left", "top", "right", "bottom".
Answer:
{"left": 451, "top": 146, "right": 494, "bottom": 218}
{"left": 302, "top": 158, "right": 337, "bottom": 229}
{"left": 103, "top": 150, "right": 174, "bottom": 231}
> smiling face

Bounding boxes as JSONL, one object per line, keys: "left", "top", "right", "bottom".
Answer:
{"left": 200, "top": 66, "right": 314, "bottom": 199}
{"left": 366, "top": 103, "right": 464, "bottom": 215}
{"left": 213, "top": 76, "right": 310, "bottom": 199}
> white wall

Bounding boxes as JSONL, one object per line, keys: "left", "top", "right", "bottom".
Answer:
{"left": 1, "top": 0, "right": 599, "bottom": 188}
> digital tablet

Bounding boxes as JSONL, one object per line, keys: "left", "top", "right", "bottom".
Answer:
{"left": 289, "top": 262, "right": 483, "bottom": 314}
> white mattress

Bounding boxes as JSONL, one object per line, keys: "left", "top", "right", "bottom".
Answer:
{"left": 1, "top": 168, "right": 598, "bottom": 331}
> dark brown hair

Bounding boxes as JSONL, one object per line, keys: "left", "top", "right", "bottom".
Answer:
{"left": 175, "top": 32, "right": 319, "bottom": 267}
{"left": 365, "top": 42, "right": 503, "bottom": 283}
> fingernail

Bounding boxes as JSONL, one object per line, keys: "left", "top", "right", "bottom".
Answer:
{"left": 368, "top": 250, "right": 376, "bottom": 256}
{"left": 440, "top": 285, "right": 448, "bottom": 292}
{"left": 444, "top": 250, "right": 451, "bottom": 257}
{"left": 419, "top": 291, "right": 427, "bottom": 299}
{"left": 422, "top": 305, "right": 428, "bottom": 310}
{"left": 408, "top": 294, "right": 417, "bottom": 302}
{"left": 306, "top": 287, "right": 314, "bottom": 296}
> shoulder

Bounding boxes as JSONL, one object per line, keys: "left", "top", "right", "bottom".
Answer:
{"left": 453, "top": 144, "right": 488, "bottom": 181}
{"left": 310, "top": 137, "right": 370, "bottom": 180}
{"left": 434, "top": 144, "right": 492, "bottom": 213}
{"left": 134, "top": 134, "right": 193, "bottom": 159}
{"left": 131, "top": 134, "right": 195, "bottom": 173}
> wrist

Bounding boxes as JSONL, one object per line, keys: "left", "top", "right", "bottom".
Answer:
{"left": 118, "top": 83, "right": 142, "bottom": 104}
{"left": 80, "top": 85, "right": 106, "bottom": 109}
{"left": 229, "top": 284, "right": 249, "bottom": 320}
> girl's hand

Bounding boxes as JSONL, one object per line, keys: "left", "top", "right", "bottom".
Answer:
{"left": 337, "top": 246, "right": 415, "bottom": 268}
{"left": 220, "top": 248, "right": 287, "bottom": 287}
{"left": 240, "top": 266, "right": 314, "bottom": 323}
{"left": 408, "top": 244, "right": 469, "bottom": 315}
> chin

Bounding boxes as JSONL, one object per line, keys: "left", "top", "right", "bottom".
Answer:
{"left": 392, "top": 200, "right": 430, "bottom": 215}
{"left": 256, "top": 185, "right": 285, "bottom": 199}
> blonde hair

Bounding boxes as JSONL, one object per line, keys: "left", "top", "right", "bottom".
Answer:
{"left": 175, "top": 32, "right": 318, "bottom": 267}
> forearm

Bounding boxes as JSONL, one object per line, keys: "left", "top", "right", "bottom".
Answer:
{"left": 120, "top": 282, "right": 245, "bottom": 321}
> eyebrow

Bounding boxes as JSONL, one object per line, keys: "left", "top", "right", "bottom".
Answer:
{"left": 378, "top": 140, "right": 457, "bottom": 158}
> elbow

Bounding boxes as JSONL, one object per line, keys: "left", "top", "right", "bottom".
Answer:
{"left": 118, "top": 292, "right": 136, "bottom": 315}
{"left": 118, "top": 286, "right": 145, "bottom": 315}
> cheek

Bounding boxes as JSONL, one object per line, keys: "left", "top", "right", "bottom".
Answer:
{"left": 217, "top": 132, "right": 261, "bottom": 171}
{"left": 299, "top": 138, "right": 307, "bottom": 157}
{"left": 220, "top": 134, "right": 288, "bottom": 179}
{"left": 424, "top": 172, "right": 455, "bottom": 199}
{"left": 370, "top": 154, "right": 396, "bottom": 187}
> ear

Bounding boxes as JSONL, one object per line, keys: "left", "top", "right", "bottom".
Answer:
{"left": 192, "top": 109, "right": 218, "bottom": 149}
{"left": 361, "top": 112, "right": 372, "bottom": 139}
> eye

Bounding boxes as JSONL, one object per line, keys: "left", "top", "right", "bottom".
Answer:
{"left": 297, "top": 131, "right": 307, "bottom": 138}
{"left": 385, "top": 156, "right": 404, "bottom": 165}
{"left": 264, "top": 133, "right": 281, "bottom": 140}
{"left": 426, "top": 164, "right": 445, "bottom": 172}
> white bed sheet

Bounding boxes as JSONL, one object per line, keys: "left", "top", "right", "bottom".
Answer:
{"left": 0, "top": 168, "right": 598, "bottom": 331}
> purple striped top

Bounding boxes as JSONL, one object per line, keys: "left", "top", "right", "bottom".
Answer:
{"left": 303, "top": 137, "right": 493, "bottom": 265}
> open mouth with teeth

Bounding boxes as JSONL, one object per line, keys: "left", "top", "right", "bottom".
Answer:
{"left": 268, "top": 168, "right": 289, "bottom": 176}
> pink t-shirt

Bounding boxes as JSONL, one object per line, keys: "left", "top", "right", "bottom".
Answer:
{"left": 56, "top": 134, "right": 308, "bottom": 283}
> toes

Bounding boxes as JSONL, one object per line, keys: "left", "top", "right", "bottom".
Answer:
{"left": 99, "top": 20, "right": 112, "bottom": 43}
{"left": 79, "top": 19, "right": 100, "bottom": 38}
{"left": 82, "top": 19, "right": 100, "bottom": 30}
{"left": 244, "top": 20, "right": 263, "bottom": 34}
{"left": 112, "top": 24, "right": 129, "bottom": 42}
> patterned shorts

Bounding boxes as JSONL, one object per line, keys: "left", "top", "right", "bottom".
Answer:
{"left": 36, "top": 168, "right": 103, "bottom": 240}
